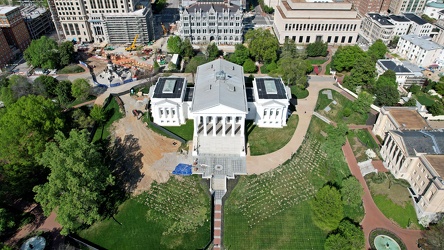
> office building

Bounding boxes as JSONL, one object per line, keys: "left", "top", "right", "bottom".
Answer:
{"left": 20, "top": 4, "right": 54, "bottom": 39}
{"left": 0, "top": 6, "right": 31, "bottom": 51}
{"left": 395, "top": 35, "right": 443, "bottom": 67}
{"left": 389, "top": 0, "right": 426, "bottom": 15}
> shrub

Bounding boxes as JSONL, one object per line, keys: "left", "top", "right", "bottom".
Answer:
{"left": 343, "top": 107, "right": 352, "bottom": 117}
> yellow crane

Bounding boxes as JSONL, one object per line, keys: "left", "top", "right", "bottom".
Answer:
{"left": 125, "top": 34, "right": 139, "bottom": 51}
{"left": 161, "top": 23, "right": 168, "bottom": 36}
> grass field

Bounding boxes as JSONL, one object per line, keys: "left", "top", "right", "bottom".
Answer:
{"left": 78, "top": 176, "right": 211, "bottom": 249}
{"left": 58, "top": 64, "right": 85, "bottom": 74}
{"left": 246, "top": 114, "right": 299, "bottom": 155}
{"left": 163, "top": 120, "right": 194, "bottom": 141}
{"left": 93, "top": 98, "right": 123, "bottom": 142}
{"left": 316, "top": 89, "right": 368, "bottom": 125}
{"left": 365, "top": 173, "right": 421, "bottom": 229}
{"left": 224, "top": 117, "right": 351, "bottom": 249}
{"left": 325, "top": 63, "right": 331, "bottom": 75}
{"left": 415, "top": 92, "right": 435, "bottom": 106}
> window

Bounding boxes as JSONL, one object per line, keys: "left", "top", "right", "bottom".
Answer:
{"left": 305, "top": 36, "right": 310, "bottom": 43}
{"left": 334, "top": 36, "right": 339, "bottom": 43}
{"left": 299, "top": 36, "right": 303, "bottom": 43}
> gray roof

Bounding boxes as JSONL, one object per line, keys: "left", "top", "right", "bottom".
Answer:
{"left": 401, "top": 60, "right": 423, "bottom": 73}
{"left": 400, "top": 35, "right": 443, "bottom": 51}
{"left": 152, "top": 77, "right": 185, "bottom": 98}
{"left": 403, "top": 13, "right": 427, "bottom": 25}
{"left": 255, "top": 78, "right": 288, "bottom": 99}
{"left": 378, "top": 60, "right": 411, "bottom": 73}
{"left": 394, "top": 130, "right": 444, "bottom": 156}
{"left": 191, "top": 58, "right": 247, "bottom": 113}
{"left": 186, "top": 3, "right": 241, "bottom": 13}
{"left": 368, "top": 13, "right": 394, "bottom": 26}
{"left": 389, "top": 15, "right": 410, "bottom": 22}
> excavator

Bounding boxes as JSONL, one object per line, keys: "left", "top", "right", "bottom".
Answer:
{"left": 125, "top": 34, "right": 139, "bottom": 51}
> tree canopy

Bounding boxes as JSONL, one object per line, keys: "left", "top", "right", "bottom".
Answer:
{"left": 325, "top": 220, "right": 365, "bottom": 250}
{"left": 181, "top": 38, "right": 194, "bottom": 58}
{"left": 59, "top": 41, "right": 75, "bottom": 67}
{"left": 277, "top": 57, "right": 308, "bottom": 88}
{"left": 306, "top": 41, "right": 328, "bottom": 57}
{"left": 24, "top": 36, "right": 60, "bottom": 69}
{"left": 33, "top": 130, "right": 114, "bottom": 235}
{"left": 243, "top": 58, "right": 257, "bottom": 73}
{"left": 420, "top": 217, "right": 444, "bottom": 250}
{"left": 341, "top": 176, "right": 363, "bottom": 207}
{"left": 71, "top": 78, "right": 91, "bottom": 100}
{"left": 332, "top": 45, "right": 366, "bottom": 72}
{"left": 55, "top": 80, "right": 73, "bottom": 107}
{"left": 34, "top": 75, "right": 59, "bottom": 97}
{"left": 311, "top": 185, "right": 344, "bottom": 231}
{"left": 343, "top": 55, "right": 376, "bottom": 91}
{"left": 352, "top": 91, "right": 373, "bottom": 116}
{"left": 0, "top": 95, "right": 64, "bottom": 165}
{"left": 374, "top": 74, "right": 399, "bottom": 106}
{"left": 206, "top": 43, "right": 221, "bottom": 61}
{"left": 230, "top": 44, "right": 250, "bottom": 65}
{"left": 367, "top": 39, "right": 388, "bottom": 62}
{"left": 167, "top": 36, "right": 182, "bottom": 54}
{"left": 245, "top": 29, "right": 279, "bottom": 63}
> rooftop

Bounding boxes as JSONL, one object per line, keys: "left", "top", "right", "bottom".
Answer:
{"left": 378, "top": 60, "right": 411, "bottom": 73}
{"left": 403, "top": 13, "right": 427, "bottom": 25}
{"left": 152, "top": 77, "right": 185, "bottom": 99}
{"left": 394, "top": 130, "right": 444, "bottom": 156}
{"left": 0, "top": 6, "right": 18, "bottom": 15}
{"left": 388, "top": 15, "right": 410, "bottom": 22}
{"left": 426, "top": 0, "right": 444, "bottom": 8}
{"left": 255, "top": 78, "right": 288, "bottom": 99}
{"left": 186, "top": 2, "right": 241, "bottom": 13}
{"left": 368, "top": 13, "right": 394, "bottom": 26}
{"left": 424, "top": 155, "right": 444, "bottom": 178}
{"left": 191, "top": 58, "right": 247, "bottom": 113}
{"left": 400, "top": 35, "right": 443, "bottom": 51}
{"left": 20, "top": 5, "right": 48, "bottom": 19}
{"left": 387, "top": 108, "right": 430, "bottom": 130}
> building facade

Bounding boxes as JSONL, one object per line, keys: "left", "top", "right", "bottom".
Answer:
{"left": 395, "top": 35, "right": 443, "bottom": 67}
{"left": 423, "top": 1, "right": 444, "bottom": 20}
{"left": 273, "top": 0, "right": 361, "bottom": 45}
{"left": 0, "top": 6, "right": 31, "bottom": 52}
{"left": 360, "top": 13, "right": 394, "bottom": 45}
{"left": 376, "top": 59, "right": 424, "bottom": 87}
{"left": 389, "top": 14, "right": 411, "bottom": 37}
{"left": 347, "top": 0, "right": 391, "bottom": 17}
{"left": 21, "top": 4, "right": 54, "bottom": 39}
{"left": 380, "top": 130, "right": 444, "bottom": 225}
{"left": 389, "top": 0, "right": 426, "bottom": 15}
{"left": 51, "top": 0, "right": 154, "bottom": 43}
{"left": 0, "top": 28, "right": 13, "bottom": 68}
{"left": 178, "top": 0, "right": 244, "bottom": 45}
{"left": 403, "top": 13, "right": 433, "bottom": 37}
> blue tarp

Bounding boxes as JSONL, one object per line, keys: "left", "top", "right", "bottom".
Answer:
{"left": 172, "top": 163, "right": 192, "bottom": 176}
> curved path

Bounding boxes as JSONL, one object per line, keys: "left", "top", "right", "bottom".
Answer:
{"left": 343, "top": 139, "right": 421, "bottom": 249}
{"left": 246, "top": 75, "right": 342, "bottom": 174}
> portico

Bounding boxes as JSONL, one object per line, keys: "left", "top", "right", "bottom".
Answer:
{"left": 193, "top": 115, "right": 245, "bottom": 137}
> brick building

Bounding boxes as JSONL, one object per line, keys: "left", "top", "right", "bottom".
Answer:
{"left": 0, "top": 6, "right": 31, "bottom": 52}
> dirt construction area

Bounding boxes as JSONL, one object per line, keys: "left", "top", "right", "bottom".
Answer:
{"left": 111, "top": 94, "right": 193, "bottom": 194}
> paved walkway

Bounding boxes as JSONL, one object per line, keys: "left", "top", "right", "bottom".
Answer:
{"left": 342, "top": 139, "right": 421, "bottom": 249}
{"left": 246, "top": 75, "right": 343, "bottom": 174}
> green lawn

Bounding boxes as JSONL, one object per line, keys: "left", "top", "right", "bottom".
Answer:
{"left": 68, "top": 95, "right": 96, "bottom": 108}
{"left": 307, "top": 58, "right": 327, "bottom": 65}
{"left": 365, "top": 173, "right": 421, "bottom": 229}
{"left": 415, "top": 92, "right": 435, "bottom": 106}
{"left": 291, "top": 85, "right": 309, "bottom": 99}
{"left": 246, "top": 114, "right": 298, "bottom": 155}
{"left": 163, "top": 120, "right": 194, "bottom": 141}
{"left": 315, "top": 89, "right": 368, "bottom": 125}
{"left": 224, "top": 118, "right": 351, "bottom": 249}
{"left": 347, "top": 129, "right": 380, "bottom": 162}
{"left": 78, "top": 176, "right": 211, "bottom": 249}
{"left": 325, "top": 63, "right": 331, "bottom": 75}
{"left": 92, "top": 98, "right": 123, "bottom": 142}
{"left": 58, "top": 64, "right": 85, "bottom": 74}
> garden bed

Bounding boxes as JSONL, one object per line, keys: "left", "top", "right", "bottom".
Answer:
{"left": 347, "top": 129, "right": 380, "bottom": 162}
{"left": 58, "top": 64, "right": 85, "bottom": 74}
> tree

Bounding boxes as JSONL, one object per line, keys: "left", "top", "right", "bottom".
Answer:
{"left": 404, "top": 97, "right": 417, "bottom": 106}
{"left": 311, "top": 185, "right": 343, "bottom": 231}
{"left": 153, "top": 60, "right": 160, "bottom": 70}
{"left": 374, "top": 81, "right": 399, "bottom": 106}
{"left": 59, "top": 41, "right": 75, "bottom": 67}
{"left": 33, "top": 130, "right": 114, "bottom": 235}
{"left": 181, "top": 38, "right": 194, "bottom": 58}
{"left": 0, "top": 95, "right": 64, "bottom": 165}
{"left": 206, "top": 43, "right": 221, "bottom": 61}
{"left": 409, "top": 84, "right": 421, "bottom": 94}
{"left": 434, "top": 81, "right": 444, "bottom": 96}
{"left": 0, "top": 75, "right": 9, "bottom": 88}
{"left": 90, "top": 104, "right": 106, "bottom": 124}
{"left": 421, "top": 217, "right": 444, "bottom": 250}
{"left": 0, "top": 87, "right": 16, "bottom": 107}
{"left": 230, "top": 44, "right": 250, "bottom": 65}
{"left": 380, "top": 69, "right": 396, "bottom": 81}
{"left": 34, "top": 75, "right": 59, "bottom": 97}
{"left": 367, "top": 39, "right": 388, "bottom": 62}
{"left": 167, "top": 36, "right": 183, "bottom": 54}
{"left": 0, "top": 208, "right": 15, "bottom": 236}
{"left": 72, "top": 109, "right": 94, "bottom": 129}
{"left": 278, "top": 57, "right": 307, "bottom": 87}
{"left": 341, "top": 176, "right": 363, "bottom": 207}
{"left": 55, "top": 80, "right": 73, "bottom": 107}
{"left": 280, "top": 38, "right": 298, "bottom": 59}
{"left": 428, "top": 101, "right": 444, "bottom": 116}
{"left": 185, "top": 55, "right": 207, "bottom": 82}
{"left": 343, "top": 55, "right": 376, "bottom": 91}
{"left": 71, "top": 78, "right": 91, "bottom": 100}
{"left": 306, "top": 41, "right": 328, "bottom": 57}
{"left": 9, "top": 75, "right": 33, "bottom": 99}
{"left": 389, "top": 36, "right": 400, "bottom": 48}
{"left": 243, "top": 58, "right": 257, "bottom": 73}
{"left": 331, "top": 45, "right": 366, "bottom": 72}
{"left": 24, "top": 36, "right": 59, "bottom": 69}
{"left": 421, "top": 14, "right": 436, "bottom": 24}
{"left": 245, "top": 29, "right": 279, "bottom": 63}
{"left": 325, "top": 220, "right": 365, "bottom": 250}
{"left": 353, "top": 91, "right": 373, "bottom": 115}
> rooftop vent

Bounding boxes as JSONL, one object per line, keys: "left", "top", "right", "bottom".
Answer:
{"left": 215, "top": 70, "right": 226, "bottom": 80}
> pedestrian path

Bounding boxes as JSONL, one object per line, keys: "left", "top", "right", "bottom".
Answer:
{"left": 342, "top": 139, "right": 421, "bottom": 250}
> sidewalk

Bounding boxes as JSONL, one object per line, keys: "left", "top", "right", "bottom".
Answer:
{"left": 342, "top": 139, "right": 421, "bottom": 249}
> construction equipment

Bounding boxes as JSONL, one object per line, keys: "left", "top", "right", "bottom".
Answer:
{"left": 161, "top": 23, "right": 168, "bottom": 36}
{"left": 125, "top": 34, "right": 139, "bottom": 51}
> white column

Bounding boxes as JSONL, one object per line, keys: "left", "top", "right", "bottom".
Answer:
{"left": 240, "top": 116, "right": 245, "bottom": 136}
{"left": 203, "top": 116, "right": 207, "bottom": 136}
{"left": 231, "top": 116, "right": 235, "bottom": 136}
{"left": 194, "top": 116, "right": 198, "bottom": 136}
{"left": 222, "top": 116, "right": 226, "bottom": 136}
{"left": 213, "top": 116, "right": 217, "bottom": 136}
